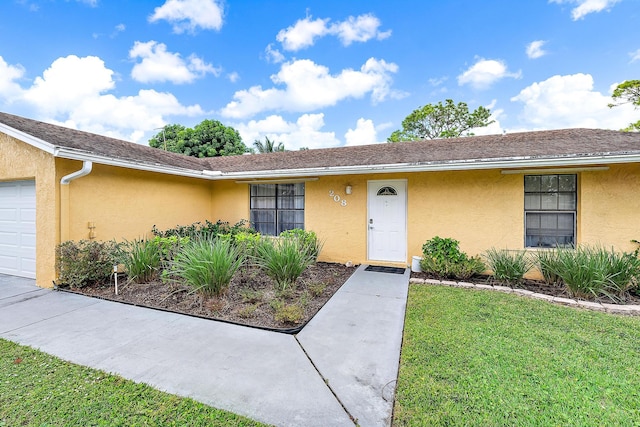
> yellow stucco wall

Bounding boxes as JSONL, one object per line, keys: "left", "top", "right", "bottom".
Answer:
{"left": 223, "top": 165, "right": 639, "bottom": 267}
{"left": 210, "top": 180, "right": 250, "bottom": 225}
{"left": 0, "top": 134, "right": 58, "bottom": 287}
{"left": 579, "top": 164, "right": 640, "bottom": 253}
{"left": 57, "top": 160, "right": 214, "bottom": 242}
{"left": 303, "top": 170, "right": 523, "bottom": 265}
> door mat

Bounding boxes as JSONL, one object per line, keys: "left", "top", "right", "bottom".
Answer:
{"left": 364, "top": 265, "right": 406, "bottom": 275}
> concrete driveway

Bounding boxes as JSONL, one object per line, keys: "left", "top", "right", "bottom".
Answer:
{"left": 0, "top": 265, "right": 409, "bottom": 427}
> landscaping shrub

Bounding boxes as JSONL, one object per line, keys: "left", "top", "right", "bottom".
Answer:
{"left": 419, "top": 236, "right": 485, "bottom": 280}
{"left": 253, "top": 236, "right": 315, "bottom": 292}
{"left": 152, "top": 219, "right": 255, "bottom": 240}
{"left": 171, "top": 236, "right": 245, "bottom": 297}
{"left": 121, "top": 238, "right": 161, "bottom": 283}
{"left": 534, "top": 250, "right": 563, "bottom": 285}
{"left": 484, "top": 248, "right": 532, "bottom": 286}
{"left": 55, "top": 240, "right": 121, "bottom": 288}
{"left": 279, "top": 229, "right": 323, "bottom": 261}
{"left": 543, "top": 245, "right": 640, "bottom": 301}
{"left": 230, "top": 230, "right": 262, "bottom": 257}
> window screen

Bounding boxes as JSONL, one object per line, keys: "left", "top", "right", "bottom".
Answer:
{"left": 250, "top": 183, "right": 304, "bottom": 235}
{"left": 524, "top": 174, "right": 576, "bottom": 248}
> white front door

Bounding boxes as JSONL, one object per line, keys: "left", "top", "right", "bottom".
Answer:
{"left": 367, "top": 180, "right": 407, "bottom": 262}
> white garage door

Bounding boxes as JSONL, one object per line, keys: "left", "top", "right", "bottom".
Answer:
{"left": 0, "top": 180, "right": 36, "bottom": 278}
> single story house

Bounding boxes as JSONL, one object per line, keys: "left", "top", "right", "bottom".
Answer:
{"left": 1, "top": 111, "right": 639, "bottom": 287}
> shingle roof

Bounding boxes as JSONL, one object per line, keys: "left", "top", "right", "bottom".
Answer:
{"left": 1, "top": 111, "right": 639, "bottom": 178}
{"left": 0, "top": 111, "right": 205, "bottom": 170}
{"left": 204, "top": 128, "right": 640, "bottom": 173}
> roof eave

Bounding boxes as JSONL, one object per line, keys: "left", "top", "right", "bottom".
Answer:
{"left": 210, "top": 152, "right": 640, "bottom": 180}
{"left": 0, "top": 122, "right": 56, "bottom": 154}
{"left": 53, "top": 147, "right": 216, "bottom": 180}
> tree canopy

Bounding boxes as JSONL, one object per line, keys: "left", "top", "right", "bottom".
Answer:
{"left": 253, "top": 136, "right": 285, "bottom": 153}
{"left": 609, "top": 80, "right": 640, "bottom": 132}
{"left": 387, "top": 99, "right": 494, "bottom": 142}
{"left": 149, "top": 119, "right": 248, "bottom": 157}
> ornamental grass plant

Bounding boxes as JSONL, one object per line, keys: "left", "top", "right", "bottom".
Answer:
{"left": 538, "top": 245, "right": 640, "bottom": 301}
{"left": 171, "top": 236, "right": 245, "bottom": 297}
{"left": 121, "top": 238, "right": 161, "bottom": 284}
{"left": 484, "top": 248, "right": 533, "bottom": 286}
{"left": 253, "top": 235, "right": 315, "bottom": 292}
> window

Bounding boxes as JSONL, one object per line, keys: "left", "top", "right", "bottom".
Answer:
{"left": 524, "top": 174, "right": 576, "bottom": 248}
{"left": 250, "top": 183, "right": 304, "bottom": 235}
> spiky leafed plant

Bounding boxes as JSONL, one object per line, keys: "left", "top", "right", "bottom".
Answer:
{"left": 172, "top": 236, "right": 245, "bottom": 297}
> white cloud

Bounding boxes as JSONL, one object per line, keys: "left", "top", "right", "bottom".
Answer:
{"left": 526, "top": 40, "right": 547, "bottom": 59}
{"left": 470, "top": 100, "right": 505, "bottom": 136}
{"left": 220, "top": 58, "right": 402, "bottom": 119}
{"left": 264, "top": 43, "right": 285, "bottom": 63}
{"left": 331, "top": 14, "right": 392, "bottom": 46}
{"left": 0, "top": 56, "right": 26, "bottom": 102}
{"left": 630, "top": 49, "right": 640, "bottom": 63}
{"left": 344, "top": 118, "right": 379, "bottom": 146}
{"left": 550, "top": 0, "right": 621, "bottom": 20}
{"left": 77, "top": 0, "right": 98, "bottom": 6}
{"left": 458, "top": 58, "right": 521, "bottom": 89}
{"left": 227, "top": 72, "right": 240, "bottom": 83}
{"left": 276, "top": 16, "right": 330, "bottom": 51}
{"left": 129, "top": 41, "right": 219, "bottom": 84}
{"left": 510, "top": 73, "right": 637, "bottom": 130}
{"left": 5, "top": 55, "right": 204, "bottom": 143}
{"left": 149, "top": 0, "right": 224, "bottom": 33}
{"left": 276, "top": 13, "right": 390, "bottom": 52}
{"left": 235, "top": 113, "right": 340, "bottom": 150}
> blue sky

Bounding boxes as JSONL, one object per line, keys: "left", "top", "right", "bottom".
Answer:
{"left": 0, "top": 0, "right": 638, "bottom": 150}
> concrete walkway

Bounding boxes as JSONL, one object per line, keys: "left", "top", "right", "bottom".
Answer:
{"left": 0, "top": 265, "right": 409, "bottom": 427}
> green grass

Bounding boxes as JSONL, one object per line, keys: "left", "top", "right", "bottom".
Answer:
{"left": 394, "top": 285, "right": 640, "bottom": 426}
{"left": 0, "top": 339, "right": 265, "bottom": 427}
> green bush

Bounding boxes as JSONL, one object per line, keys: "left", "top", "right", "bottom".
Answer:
{"left": 171, "top": 236, "right": 245, "bottom": 297}
{"left": 253, "top": 236, "right": 315, "bottom": 292}
{"left": 420, "top": 236, "right": 485, "bottom": 280}
{"left": 231, "top": 231, "right": 262, "bottom": 257}
{"left": 484, "top": 248, "right": 533, "bottom": 286}
{"left": 279, "top": 229, "right": 323, "bottom": 261}
{"left": 152, "top": 219, "right": 255, "bottom": 240}
{"left": 152, "top": 235, "right": 190, "bottom": 263}
{"left": 121, "top": 238, "right": 161, "bottom": 283}
{"left": 55, "top": 240, "right": 121, "bottom": 288}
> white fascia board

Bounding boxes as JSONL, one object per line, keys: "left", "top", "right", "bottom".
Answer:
{"left": 214, "top": 153, "right": 640, "bottom": 180}
{"left": 53, "top": 147, "right": 212, "bottom": 180}
{"left": 0, "top": 123, "right": 56, "bottom": 154}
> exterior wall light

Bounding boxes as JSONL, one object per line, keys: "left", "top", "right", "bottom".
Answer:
{"left": 345, "top": 185, "right": 352, "bottom": 195}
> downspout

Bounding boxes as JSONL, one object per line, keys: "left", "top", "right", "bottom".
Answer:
{"left": 60, "top": 161, "right": 92, "bottom": 242}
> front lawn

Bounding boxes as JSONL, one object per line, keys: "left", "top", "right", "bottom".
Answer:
{"left": 394, "top": 285, "right": 640, "bottom": 426}
{"left": 0, "top": 339, "right": 265, "bottom": 426}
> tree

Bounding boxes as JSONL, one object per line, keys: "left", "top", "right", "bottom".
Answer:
{"left": 149, "top": 119, "right": 248, "bottom": 157}
{"left": 387, "top": 99, "right": 494, "bottom": 142}
{"left": 609, "top": 80, "right": 640, "bottom": 132}
{"left": 253, "top": 136, "right": 285, "bottom": 153}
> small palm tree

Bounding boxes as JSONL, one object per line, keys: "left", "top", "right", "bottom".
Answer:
{"left": 253, "top": 136, "right": 285, "bottom": 153}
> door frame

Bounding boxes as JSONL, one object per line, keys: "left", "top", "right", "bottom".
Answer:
{"left": 366, "top": 179, "right": 408, "bottom": 263}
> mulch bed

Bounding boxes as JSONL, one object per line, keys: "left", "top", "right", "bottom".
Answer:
{"left": 410, "top": 271, "right": 640, "bottom": 305}
{"left": 67, "top": 262, "right": 357, "bottom": 332}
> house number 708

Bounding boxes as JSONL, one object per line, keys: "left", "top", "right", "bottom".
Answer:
{"left": 328, "top": 190, "right": 347, "bottom": 207}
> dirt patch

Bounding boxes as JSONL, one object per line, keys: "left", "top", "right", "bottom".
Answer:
{"left": 67, "top": 262, "right": 356, "bottom": 332}
{"left": 411, "top": 271, "right": 640, "bottom": 305}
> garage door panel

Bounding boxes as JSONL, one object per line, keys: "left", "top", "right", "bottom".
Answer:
{"left": 21, "top": 232, "right": 36, "bottom": 248}
{"left": 0, "top": 180, "right": 36, "bottom": 278}
{"left": 0, "top": 208, "right": 17, "bottom": 222}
